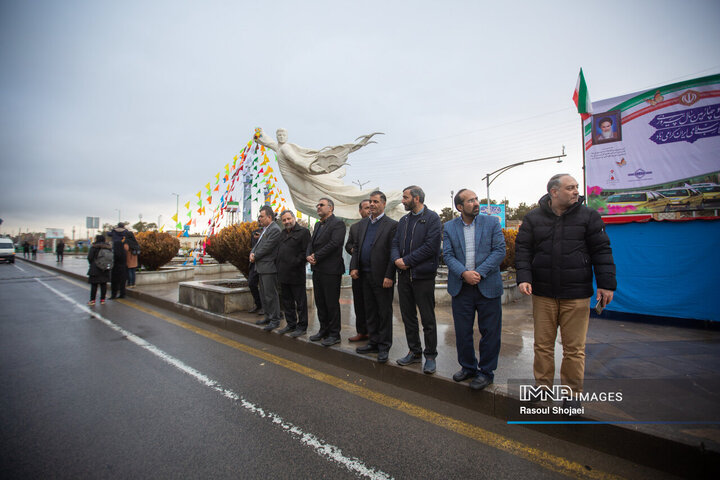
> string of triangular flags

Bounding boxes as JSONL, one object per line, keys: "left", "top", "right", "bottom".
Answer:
{"left": 169, "top": 130, "right": 292, "bottom": 262}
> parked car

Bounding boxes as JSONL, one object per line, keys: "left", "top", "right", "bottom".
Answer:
{"left": 605, "top": 191, "right": 671, "bottom": 213}
{"left": 692, "top": 184, "right": 720, "bottom": 207}
{"left": 656, "top": 187, "right": 704, "bottom": 210}
{"left": 0, "top": 238, "right": 16, "bottom": 263}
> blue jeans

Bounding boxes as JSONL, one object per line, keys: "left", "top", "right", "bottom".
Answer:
{"left": 127, "top": 267, "right": 136, "bottom": 286}
{"left": 451, "top": 283, "right": 502, "bottom": 380}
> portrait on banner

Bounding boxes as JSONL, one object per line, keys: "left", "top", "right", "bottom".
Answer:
{"left": 592, "top": 110, "right": 622, "bottom": 145}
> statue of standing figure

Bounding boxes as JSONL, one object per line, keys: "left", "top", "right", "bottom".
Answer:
{"left": 254, "top": 128, "right": 405, "bottom": 221}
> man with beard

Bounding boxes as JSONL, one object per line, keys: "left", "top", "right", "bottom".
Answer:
{"left": 595, "top": 117, "right": 618, "bottom": 143}
{"left": 345, "top": 199, "right": 371, "bottom": 342}
{"left": 515, "top": 174, "right": 616, "bottom": 407}
{"left": 350, "top": 191, "right": 398, "bottom": 363}
{"left": 390, "top": 185, "right": 442, "bottom": 374}
{"left": 307, "top": 198, "right": 347, "bottom": 346}
{"left": 443, "top": 189, "right": 506, "bottom": 391}
{"left": 277, "top": 210, "right": 311, "bottom": 337}
{"left": 250, "top": 206, "right": 283, "bottom": 331}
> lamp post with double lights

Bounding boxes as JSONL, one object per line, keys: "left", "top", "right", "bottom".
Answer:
{"left": 482, "top": 147, "right": 567, "bottom": 211}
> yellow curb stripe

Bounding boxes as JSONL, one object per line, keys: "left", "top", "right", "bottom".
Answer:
{"left": 115, "top": 297, "right": 623, "bottom": 480}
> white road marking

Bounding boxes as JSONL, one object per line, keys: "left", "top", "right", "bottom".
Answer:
{"left": 13, "top": 263, "right": 25, "bottom": 272}
{"left": 35, "top": 278, "right": 392, "bottom": 480}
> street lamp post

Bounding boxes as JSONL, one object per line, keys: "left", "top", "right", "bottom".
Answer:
{"left": 482, "top": 147, "right": 566, "bottom": 211}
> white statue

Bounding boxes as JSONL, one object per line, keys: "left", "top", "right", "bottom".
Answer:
{"left": 254, "top": 128, "right": 405, "bottom": 221}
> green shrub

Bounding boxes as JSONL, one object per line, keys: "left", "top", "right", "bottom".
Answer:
{"left": 214, "top": 221, "right": 259, "bottom": 278}
{"left": 137, "top": 231, "right": 180, "bottom": 271}
{"left": 501, "top": 228, "right": 517, "bottom": 271}
{"left": 204, "top": 234, "right": 227, "bottom": 264}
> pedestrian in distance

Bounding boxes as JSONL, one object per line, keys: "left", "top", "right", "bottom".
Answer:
{"left": 515, "top": 174, "right": 616, "bottom": 408}
{"left": 55, "top": 240, "right": 65, "bottom": 262}
{"left": 125, "top": 230, "right": 140, "bottom": 288}
{"left": 345, "top": 199, "right": 371, "bottom": 342}
{"left": 87, "top": 234, "right": 112, "bottom": 305}
{"left": 277, "top": 210, "right": 311, "bottom": 337}
{"left": 306, "top": 197, "right": 347, "bottom": 347}
{"left": 390, "top": 185, "right": 442, "bottom": 374}
{"left": 443, "top": 189, "right": 506, "bottom": 391}
{"left": 109, "top": 223, "right": 129, "bottom": 299}
{"left": 250, "top": 206, "right": 283, "bottom": 331}
{"left": 350, "top": 191, "right": 398, "bottom": 363}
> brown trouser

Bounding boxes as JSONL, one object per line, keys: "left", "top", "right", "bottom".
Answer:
{"left": 532, "top": 295, "right": 590, "bottom": 393}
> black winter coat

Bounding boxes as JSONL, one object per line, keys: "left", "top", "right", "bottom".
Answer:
{"left": 87, "top": 242, "right": 112, "bottom": 284}
{"left": 277, "top": 224, "right": 311, "bottom": 284}
{"left": 306, "top": 215, "right": 346, "bottom": 275}
{"left": 390, "top": 207, "right": 442, "bottom": 280}
{"left": 515, "top": 194, "right": 616, "bottom": 299}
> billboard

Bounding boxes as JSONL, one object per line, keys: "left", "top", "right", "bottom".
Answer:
{"left": 584, "top": 74, "right": 720, "bottom": 221}
{"left": 479, "top": 204, "right": 506, "bottom": 228}
{"left": 45, "top": 228, "right": 64, "bottom": 239}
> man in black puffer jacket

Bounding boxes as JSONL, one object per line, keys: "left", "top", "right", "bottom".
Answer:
{"left": 515, "top": 174, "right": 616, "bottom": 404}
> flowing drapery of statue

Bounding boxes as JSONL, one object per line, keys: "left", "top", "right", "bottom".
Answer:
{"left": 254, "top": 128, "right": 405, "bottom": 221}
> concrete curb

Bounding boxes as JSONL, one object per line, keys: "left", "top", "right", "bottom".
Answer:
{"left": 21, "top": 257, "right": 720, "bottom": 478}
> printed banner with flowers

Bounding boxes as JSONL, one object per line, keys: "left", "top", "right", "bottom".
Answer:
{"left": 581, "top": 74, "right": 720, "bottom": 222}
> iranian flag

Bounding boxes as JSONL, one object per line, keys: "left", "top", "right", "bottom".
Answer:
{"left": 572, "top": 68, "right": 592, "bottom": 120}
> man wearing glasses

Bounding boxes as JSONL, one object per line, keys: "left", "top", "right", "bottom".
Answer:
{"left": 306, "top": 198, "right": 347, "bottom": 346}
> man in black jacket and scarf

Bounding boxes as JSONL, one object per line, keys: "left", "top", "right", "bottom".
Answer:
{"left": 515, "top": 174, "right": 616, "bottom": 405}
{"left": 277, "top": 210, "right": 311, "bottom": 337}
{"left": 390, "top": 185, "right": 442, "bottom": 374}
{"left": 306, "top": 198, "right": 347, "bottom": 347}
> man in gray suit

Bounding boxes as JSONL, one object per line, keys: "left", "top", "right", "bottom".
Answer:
{"left": 250, "top": 205, "right": 283, "bottom": 331}
{"left": 443, "top": 189, "right": 506, "bottom": 391}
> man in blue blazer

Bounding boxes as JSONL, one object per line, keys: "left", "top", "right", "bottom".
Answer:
{"left": 443, "top": 189, "right": 506, "bottom": 391}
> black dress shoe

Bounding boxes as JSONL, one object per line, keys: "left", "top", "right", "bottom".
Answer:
{"left": 248, "top": 306, "right": 260, "bottom": 313}
{"left": 377, "top": 351, "right": 389, "bottom": 363}
{"left": 469, "top": 374, "right": 493, "bottom": 391}
{"left": 309, "top": 332, "right": 326, "bottom": 342}
{"left": 277, "top": 326, "right": 295, "bottom": 335}
{"left": 255, "top": 318, "right": 270, "bottom": 326}
{"left": 263, "top": 321, "right": 279, "bottom": 331}
{"left": 452, "top": 370, "right": 477, "bottom": 382}
{"left": 289, "top": 329, "right": 306, "bottom": 338}
{"left": 321, "top": 336, "right": 340, "bottom": 347}
{"left": 396, "top": 352, "right": 422, "bottom": 366}
{"left": 356, "top": 344, "right": 379, "bottom": 354}
{"left": 256, "top": 309, "right": 265, "bottom": 316}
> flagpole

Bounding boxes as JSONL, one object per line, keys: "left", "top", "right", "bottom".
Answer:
{"left": 581, "top": 118, "right": 587, "bottom": 197}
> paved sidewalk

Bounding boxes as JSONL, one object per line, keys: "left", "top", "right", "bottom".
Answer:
{"left": 20, "top": 253, "right": 720, "bottom": 474}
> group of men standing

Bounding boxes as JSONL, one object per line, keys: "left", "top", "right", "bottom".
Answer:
{"left": 248, "top": 174, "right": 616, "bottom": 400}
{"left": 247, "top": 186, "right": 444, "bottom": 374}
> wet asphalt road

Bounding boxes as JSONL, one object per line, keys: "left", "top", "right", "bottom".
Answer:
{"left": 0, "top": 262, "right": 679, "bottom": 479}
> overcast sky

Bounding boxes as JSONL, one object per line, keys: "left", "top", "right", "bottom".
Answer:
{"left": 1, "top": 0, "right": 719, "bottom": 238}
